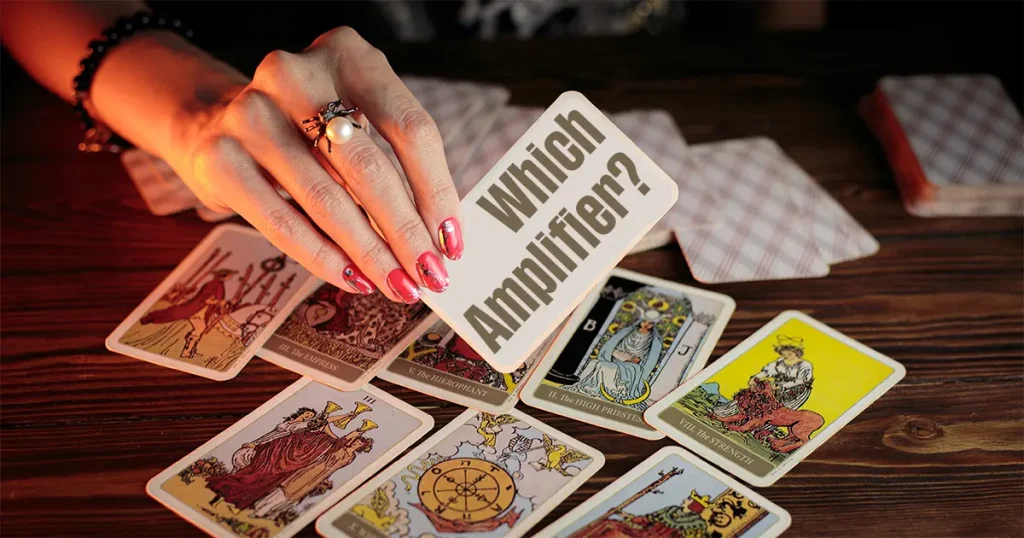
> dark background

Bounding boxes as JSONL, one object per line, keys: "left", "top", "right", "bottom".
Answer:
{"left": 2, "top": 0, "right": 1022, "bottom": 108}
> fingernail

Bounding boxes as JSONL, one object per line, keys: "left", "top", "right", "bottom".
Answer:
{"left": 437, "top": 218, "right": 463, "bottom": 261}
{"left": 342, "top": 265, "right": 375, "bottom": 295}
{"left": 386, "top": 269, "right": 421, "bottom": 304}
{"left": 416, "top": 252, "right": 449, "bottom": 293}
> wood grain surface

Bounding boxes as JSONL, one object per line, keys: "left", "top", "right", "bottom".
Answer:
{"left": 2, "top": 30, "right": 1022, "bottom": 538}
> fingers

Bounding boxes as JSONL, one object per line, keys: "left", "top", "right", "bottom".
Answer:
{"left": 251, "top": 44, "right": 450, "bottom": 297}
{"left": 321, "top": 28, "right": 464, "bottom": 261}
{"left": 218, "top": 86, "right": 422, "bottom": 304}
{"left": 191, "top": 134, "right": 373, "bottom": 297}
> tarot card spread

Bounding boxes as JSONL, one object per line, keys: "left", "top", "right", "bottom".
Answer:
{"left": 147, "top": 379, "right": 433, "bottom": 538}
{"left": 521, "top": 268, "right": 735, "bottom": 440}
{"left": 645, "top": 311, "right": 906, "bottom": 487}
{"left": 536, "top": 446, "right": 791, "bottom": 538}
{"left": 378, "top": 316, "right": 561, "bottom": 414}
{"left": 259, "top": 279, "right": 436, "bottom": 391}
{"left": 316, "top": 408, "right": 604, "bottom": 538}
{"left": 105, "top": 224, "right": 312, "bottom": 380}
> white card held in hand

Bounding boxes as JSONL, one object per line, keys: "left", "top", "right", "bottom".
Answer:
{"left": 105, "top": 224, "right": 313, "bottom": 380}
{"left": 521, "top": 268, "right": 734, "bottom": 440}
{"left": 315, "top": 408, "right": 604, "bottom": 538}
{"left": 147, "top": 378, "right": 433, "bottom": 538}
{"left": 645, "top": 310, "right": 906, "bottom": 487}
{"left": 534, "top": 446, "right": 792, "bottom": 538}
{"left": 423, "top": 91, "right": 679, "bottom": 374}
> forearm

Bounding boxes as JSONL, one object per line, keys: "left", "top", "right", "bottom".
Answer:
{"left": 2, "top": 1, "right": 248, "bottom": 164}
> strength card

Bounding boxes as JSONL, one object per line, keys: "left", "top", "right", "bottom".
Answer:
{"left": 535, "top": 446, "right": 791, "bottom": 538}
{"left": 644, "top": 310, "right": 906, "bottom": 487}
{"left": 105, "top": 223, "right": 312, "bottom": 380}
{"left": 259, "top": 278, "right": 436, "bottom": 391}
{"left": 315, "top": 408, "right": 605, "bottom": 538}
{"left": 420, "top": 91, "right": 679, "bottom": 374}
{"left": 521, "top": 267, "right": 735, "bottom": 440}
{"left": 147, "top": 378, "right": 433, "bottom": 538}
{"left": 378, "top": 316, "right": 561, "bottom": 414}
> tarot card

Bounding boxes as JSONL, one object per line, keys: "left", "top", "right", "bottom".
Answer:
{"left": 378, "top": 316, "right": 562, "bottom": 414}
{"left": 121, "top": 148, "right": 200, "bottom": 216}
{"left": 147, "top": 378, "right": 433, "bottom": 538}
{"left": 316, "top": 408, "right": 603, "bottom": 538}
{"left": 677, "top": 139, "right": 830, "bottom": 284}
{"left": 453, "top": 106, "right": 546, "bottom": 196}
{"left": 645, "top": 310, "right": 906, "bottom": 487}
{"left": 105, "top": 223, "right": 312, "bottom": 380}
{"left": 445, "top": 86, "right": 511, "bottom": 184}
{"left": 259, "top": 279, "right": 436, "bottom": 391}
{"left": 535, "top": 446, "right": 791, "bottom": 538}
{"left": 521, "top": 268, "right": 735, "bottom": 440}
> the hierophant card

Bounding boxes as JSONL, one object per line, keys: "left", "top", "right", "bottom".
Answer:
{"left": 106, "top": 224, "right": 312, "bottom": 380}
{"left": 535, "top": 446, "right": 791, "bottom": 538}
{"left": 259, "top": 279, "right": 436, "bottom": 391}
{"left": 378, "top": 317, "right": 561, "bottom": 414}
{"left": 315, "top": 408, "right": 605, "bottom": 538}
{"left": 645, "top": 310, "right": 906, "bottom": 487}
{"left": 521, "top": 268, "right": 734, "bottom": 440}
{"left": 419, "top": 91, "right": 679, "bottom": 374}
{"left": 147, "top": 378, "right": 434, "bottom": 538}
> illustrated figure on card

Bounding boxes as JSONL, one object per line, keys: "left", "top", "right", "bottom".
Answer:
{"left": 331, "top": 411, "right": 600, "bottom": 538}
{"left": 118, "top": 243, "right": 301, "bottom": 372}
{"left": 150, "top": 382, "right": 430, "bottom": 538}
{"left": 403, "top": 320, "right": 532, "bottom": 391}
{"left": 553, "top": 282, "right": 716, "bottom": 411}
{"left": 537, "top": 447, "right": 791, "bottom": 538}
{"left": 698, "top": 334, "right": 822, "bottom": 454}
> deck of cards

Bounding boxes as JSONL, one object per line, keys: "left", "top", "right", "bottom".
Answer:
{"left": 860, "top": 74, "right": 1024, "bottom": 217}
{"left": 101, "top": 80, "right": 930, "bottom": 537}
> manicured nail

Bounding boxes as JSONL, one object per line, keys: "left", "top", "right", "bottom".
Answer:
{"left": 386, "top": 269, "right": 420, "bottom": 304}
{"left": 416, "top": 252, "right": 449, "bottom": 293}
{"left": 341, "top": 265, "right": 375, "bottom": 295}
{"left": 437, "top": 218, "right": 463, "bottom": 261}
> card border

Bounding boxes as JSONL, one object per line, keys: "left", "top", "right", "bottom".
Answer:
{"left": 644, "top": 309, "right": 907, "bottom": 487}
{"left": 146, "top": 378, "right": 434, "bottom": 538}
{"left": 257, "top": 277, "right": 437, "bottom": 391}
{"left": 520, "top": 267, "right": 736, "bottom": 440}
{"left": 533, "top": 445, "right": 791, "bottom": 538}
{"left": 315, "top": 407, "right": 606, "bottom": 538}
{"left": 418, "top": 90, "right": 680, "bottom": 375}
{"left": 104, "top": 223, "right": 315, "bottom": 381}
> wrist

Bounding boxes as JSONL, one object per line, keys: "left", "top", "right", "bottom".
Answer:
{"left": 89, "top": 29, "right": 248, "bottom": 169}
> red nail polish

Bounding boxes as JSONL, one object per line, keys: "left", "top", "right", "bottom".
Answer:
{"left": 386, "top": 269, "right": 420, "bottom": 304}
{"left": 438, "top": 218, "right": 464, "bottom": 261}
{"left": 416, "top": 252, "right": 449, "bottom": 293}
{"left": 342, "top": 265, "right": 375, "bottom": 295}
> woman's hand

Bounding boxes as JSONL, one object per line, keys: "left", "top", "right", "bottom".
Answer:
{"left": 170, "top": 27, "right": 463, "bottom": 304}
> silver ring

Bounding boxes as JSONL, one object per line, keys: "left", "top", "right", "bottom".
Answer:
{"left": 300, "top": 99, "right": 362, "bottom": 153}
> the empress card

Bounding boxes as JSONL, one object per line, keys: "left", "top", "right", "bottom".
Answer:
{"left": 147, "top": 378, "right": 434, "bottom": 538}
{"left": 259, "top": 279, "right": 436, "bottom": 390}
{"left": 315, "top": 408, "right": 604, "bottom": 538}
{"left": 378, "top": 317, "right": 563, "bottom": 414}
{"left": 106, "top": 223, "right": 312, "bottom": 380}
{"left": 645, "top": 310, "right": 906, "bottom": 487}
{"left": 521, "top": 268, "right": 734, "bottom": 439}
{"left": 535, "top": 446, "right": 791, "bottom": 538}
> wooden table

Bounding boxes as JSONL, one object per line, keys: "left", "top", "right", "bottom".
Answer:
{"left": 3, "top": 30, "right": 1022, "bottom": 538}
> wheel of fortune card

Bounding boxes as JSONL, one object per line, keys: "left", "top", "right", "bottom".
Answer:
{"left": 418, "top": 457, "right": 517, "bottom": 522}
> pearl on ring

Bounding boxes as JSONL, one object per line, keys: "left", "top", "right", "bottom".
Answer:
{"left": 325, "top": 117, "right": 356, "bottom": 146}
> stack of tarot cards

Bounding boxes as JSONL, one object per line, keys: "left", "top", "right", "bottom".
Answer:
{"left": 860, "top": 74, "right": 1024, "bottom": 217}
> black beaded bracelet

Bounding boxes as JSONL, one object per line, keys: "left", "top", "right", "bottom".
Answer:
{"left": 72, "top": 11, "right": 195, "bottom": 153}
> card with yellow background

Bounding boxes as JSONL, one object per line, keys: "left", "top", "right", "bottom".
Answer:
{"left": 644, "top": 310, "right": 905, "bottom": 487}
